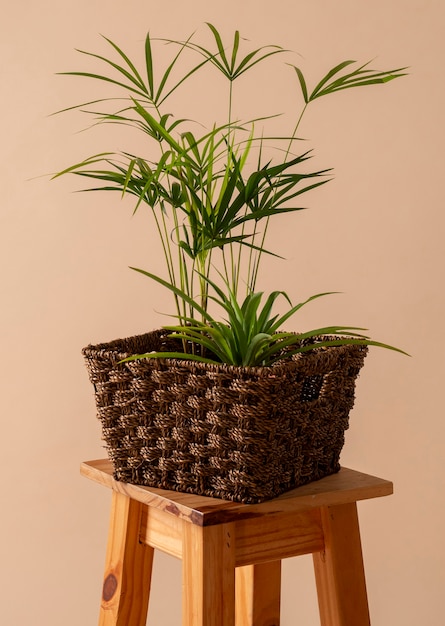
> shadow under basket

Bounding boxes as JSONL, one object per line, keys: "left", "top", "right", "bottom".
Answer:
{"left": 82, "top": 329, "right": 367, "bottom": 504}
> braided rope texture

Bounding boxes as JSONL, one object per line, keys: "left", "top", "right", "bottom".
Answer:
{"left": 82, "top": 330, "right": 367, "bottom": 503}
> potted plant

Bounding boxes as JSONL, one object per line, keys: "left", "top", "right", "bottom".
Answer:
{"left": 54, "top": 25, "right": 407, "bottom": 503}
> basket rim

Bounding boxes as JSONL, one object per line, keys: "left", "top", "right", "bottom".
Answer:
{"left": 82, "top": 328, "right": 368, "bottom": 377}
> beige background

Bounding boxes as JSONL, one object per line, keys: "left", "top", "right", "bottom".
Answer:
{"left": 1, "top": 1, "right": 443, "bottom": 624}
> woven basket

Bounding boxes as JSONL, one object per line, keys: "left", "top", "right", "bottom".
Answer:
{"left": 82, "top": 329, "right": 367, "bottom": 503}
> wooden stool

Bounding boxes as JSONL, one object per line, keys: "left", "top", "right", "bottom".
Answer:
{"left": 81, "top": 459, "right": 393, "bottom": 626}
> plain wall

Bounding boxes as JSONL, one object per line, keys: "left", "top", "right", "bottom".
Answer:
{"left": 1, "top": 1, "right": 443, "bottom": 624}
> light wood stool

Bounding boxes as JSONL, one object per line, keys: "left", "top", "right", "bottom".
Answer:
{"left": 81, "top": 459, "right": 392, "bottom": 626}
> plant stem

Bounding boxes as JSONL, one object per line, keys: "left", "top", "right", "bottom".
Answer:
{"left": 250, "top": 102, "right": 309, "bottom": 291}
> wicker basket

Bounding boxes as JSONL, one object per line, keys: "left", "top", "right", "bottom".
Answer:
{"left": 82, "top": 329, "right": 367, "bottom": 503}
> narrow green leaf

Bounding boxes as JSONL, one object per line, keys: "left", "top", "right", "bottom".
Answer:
{"left": 122, "top": 158, "right": 136, "bottom": 197}
{"left": 57, "top": 70, "right": 148, "bottom": 100}
{"left": 290, "top": 338, "right": 410, "bottom": 357}
{"left": 309, "top": 60, "right": 356, "bottom": 100}
{"left": 257, "top": 291, "right": 291, "bottom": 330}
{"left": 243, "top": 333, "right": 272, "bottom": 366}
{"left": 131, "top": 100, "right": 185, "bottom": 154}
{"left": 230, "top": 30, "right": 240, "bottom": 73}
{"left": 101, "top": 36, "right": 147, "bottom": 90}
{"left": 157, "top": 48, "right": 210, "bottom": 105}
{"left": 315, "top": 74, "right": 405, "bottom": 98}
{"left": 267, "top": 293, "right": 337, "bottom": 333}
{"left": 292, "top": 65, "right": 309, "bottom": 103}
{"left": 233, "top": 47, "right": 285, "bottom": 79}
{"left": 130, "top": 267, "right": 212, "bottom": 321}
{"left": 51, "top": 152, "right": 113, "bottom": 178}
{"left": 121, "top": 351, "right": 220, "bottom": 365}
{"left": 206, "top": 23, "right": 230, "bottom": 71}
{"left": 144, "top": 32, "right": 154, "bottom": 97}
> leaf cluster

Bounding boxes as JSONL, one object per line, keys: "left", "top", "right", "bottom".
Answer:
{"left": 54, "top": 24, "right": 407, "bottom": 364}
{"left": 124, "top": 270, "right": 408, "bottom": 366}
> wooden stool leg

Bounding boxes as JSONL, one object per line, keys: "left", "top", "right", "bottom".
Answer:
{"left": 182, "top": 522, "right": 236, "bottom": 626}
{"left": 235, "top": 561, "right": 281, "bottom": 626}
{"left": 313, "top": 502, "right": 370, "bottom": 626}
{"left": 99, "top": 491, "right": 154, "bottom": 626}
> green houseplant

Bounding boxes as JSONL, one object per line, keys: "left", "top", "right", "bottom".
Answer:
{"left": 55, "top": 25, "right": 406, "bottom": 502}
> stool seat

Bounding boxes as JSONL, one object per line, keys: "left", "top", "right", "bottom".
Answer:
{"left": 81, "top": 459, "right": 393, "bottom": 626}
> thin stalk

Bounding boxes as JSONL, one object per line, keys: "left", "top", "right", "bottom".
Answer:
{"left": 246, "top": 134, "right": 264, "bottom": 293}
{"left": 226, "top": 79, "right": 239, "bottom": 299}
{"left": 246, "top": 219, "right": 260, "bottom": 294}
{"left": 148, "top": 199, "right": 181, "bottom": 314}
{"left": 197, "top": 253, "right": 208, "bottom": 322}
{"left": 204, "top": 246, "right": 214, "bottom": 315}
{"left": 287, "top": 103, "right": 308, "bottom": 156}
{"left": 221, "top": 246, "right": 230, "bottom": 287}
{"left": 249, "top": 102, "right": 309, "bottom": 290}
{"left": 151, "top": 102, "right": 185, "bottom": 322}
{"left": 234, "top": 219, "right": 246, "bottom": 296}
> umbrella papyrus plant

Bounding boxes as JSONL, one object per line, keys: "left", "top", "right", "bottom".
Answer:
{"left": 54, "top": 24, "right": 408, "bottom": 365}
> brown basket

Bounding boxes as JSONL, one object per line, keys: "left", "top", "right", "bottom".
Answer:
{"left": 82, "top": 329, "right": 367, "bottom": 503}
